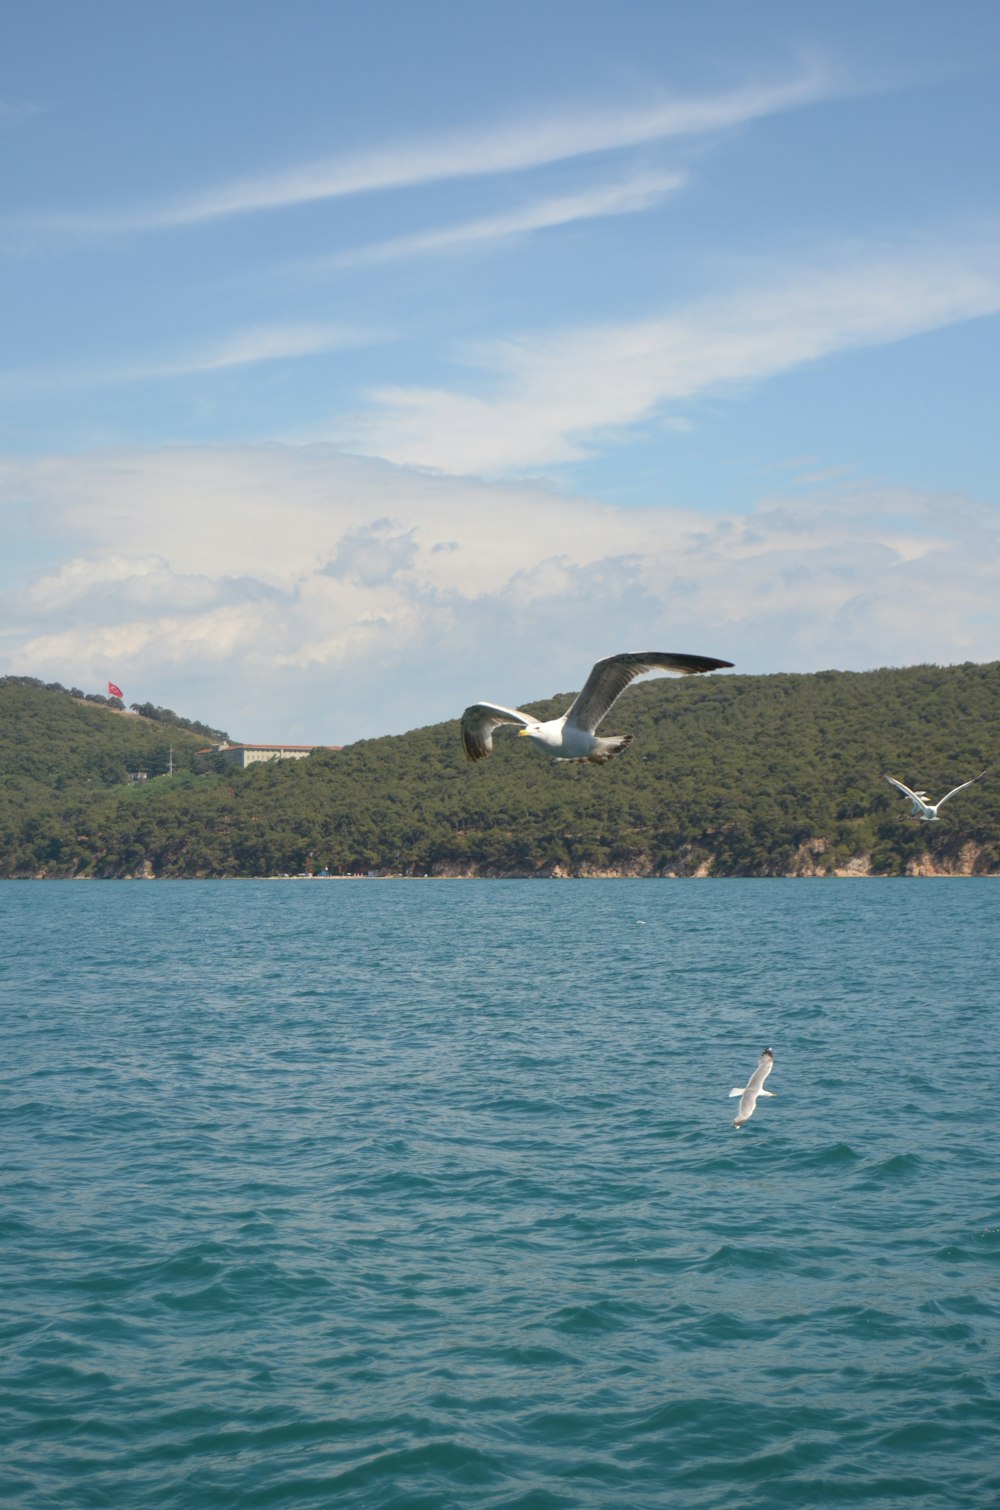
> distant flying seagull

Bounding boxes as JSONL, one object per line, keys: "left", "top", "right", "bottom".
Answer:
{"left": 884, "top": 772, "right": 986, "bottom": 822}
{"left": 730, "top": 1049, "right": 776, "bottom": 1129}
{"left": 461, "top": 650, "right": 733, "bottom": 765}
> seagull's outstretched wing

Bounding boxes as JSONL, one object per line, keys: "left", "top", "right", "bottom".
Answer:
{"left": 461, "top": 702, "right": 532, "bottom": 762}
{"left": 564, "top": 651, "right": 733, "bottom": 735}
{"left": 936, "top": 771, "right": 987, "bottom": 808}
{"left": 886, "top": 775, "right": 921, "bottom": 803}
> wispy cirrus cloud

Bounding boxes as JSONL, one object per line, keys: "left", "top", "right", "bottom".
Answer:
{"left": 342, "top": 231, "right": 1000, "bottom": 474}
{"left": 0, "top": 321, "right": 380, "bottom": 394}
{"left": 0, "top": 96, "right": 43, "bottom": 127}
{"left": 169, "top": 322, "right": 377, "bottom": 374}
{"left": 299, "top": 170, "right": 687, "bottom": 272}
{"left": 8, "top": 64, "right": 834, "bottom": 237}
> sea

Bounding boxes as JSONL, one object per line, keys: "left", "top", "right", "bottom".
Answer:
{"left": 2, "top": 878, "right": 998, "bottom": 1509}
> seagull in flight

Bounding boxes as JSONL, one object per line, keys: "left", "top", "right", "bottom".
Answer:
{"left": 885, "top": 772, "right": 986, "bottom": 821}
{"left": 730, "top": 1049, "right": 776, "bottom": 1129}
{"left": 460, "top": 650, "right": 733, "bottom": 765}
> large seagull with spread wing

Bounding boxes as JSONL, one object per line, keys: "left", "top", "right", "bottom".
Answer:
{"left": 461, "top": 651, "right": 733, "bottom": 765}
{"left": 730, "top": 1049, "right": 776, "bottom": 1129}
{"left": 885, "top": 772, "right": 986, "bottom": 821}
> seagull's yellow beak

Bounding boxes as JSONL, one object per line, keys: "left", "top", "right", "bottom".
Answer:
{"left": 517, "top": 728, "right": 529, "bottom": 737}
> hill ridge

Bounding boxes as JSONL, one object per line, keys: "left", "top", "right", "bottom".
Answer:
{"left": 1, "top": 663, "right": 998, "bottom": 878}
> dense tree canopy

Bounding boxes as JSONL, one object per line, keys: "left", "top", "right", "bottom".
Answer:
{"left": 1, "top": 665, "right": 998, "bottom": 878}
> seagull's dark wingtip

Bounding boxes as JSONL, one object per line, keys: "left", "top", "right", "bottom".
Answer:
{"left": 679, "top": 654, "right": 734, "bottom": 673}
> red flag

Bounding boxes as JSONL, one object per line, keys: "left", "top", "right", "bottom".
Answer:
{"left": 108, "top": 681, "right": 123, "bottom": 698}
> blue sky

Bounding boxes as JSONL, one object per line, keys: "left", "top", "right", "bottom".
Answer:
{"left": 2, "top": 1, "right": 999, "bottom": 742}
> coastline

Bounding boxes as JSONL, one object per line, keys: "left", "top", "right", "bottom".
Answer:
{"left": 11, "top": 861, "right": 999, "bottom": 881}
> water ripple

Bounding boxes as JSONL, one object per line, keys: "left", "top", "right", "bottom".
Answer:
{"left": 2, "top": 878, "right": 999, "bottom": 1508}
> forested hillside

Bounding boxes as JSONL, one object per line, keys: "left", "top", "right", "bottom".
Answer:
{"left": 1, "top": 664, "right": 998, "bottom": 878}
{"left": 0, "top": 678, "right": 226, "bottom": 790}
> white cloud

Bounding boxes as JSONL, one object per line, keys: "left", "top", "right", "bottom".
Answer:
{"left": 0, "top": 445, "right": 643, "bottom": 585}
{"left": 0, "top": 97, "right": 42, "bottom": 127}
{"left": 0, "top": 322, "right": 378, "bottom": 395}
{"left": 322, "top": 521, "right": 419, "bottom": 586}
{"left": 343, "top": 233, "right": 1000, "bottom": 473}
{"left": 171, "top": 322, "right": 374, "bottom": 373}
{"left": 8, "top": 66, "right": 832, "bottom": 236}
{"left": 21, "top": 553, "right": 274, "bottom": 618}
{"left": 302, "top": 171, "right": 686, "bottom": 272}
{"left": 1, "top": 447, "right": 998, "bottom": 742}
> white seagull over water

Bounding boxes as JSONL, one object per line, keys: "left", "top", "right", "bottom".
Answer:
{"left": 461, "top": 650, "right": 733, "bottom": 765}
{"left": 885, "top": 772, "right": 986, "bottom": 822}
{"left": 730, "top": 1049, "right": 776, "bottom": 1129}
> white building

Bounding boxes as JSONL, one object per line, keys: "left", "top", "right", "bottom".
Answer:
{"left": 207, "top": 743, "right": 340, "bottom": 769}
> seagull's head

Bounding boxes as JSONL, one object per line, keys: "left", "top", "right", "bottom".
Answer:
{"left": 518, "top": 720, "right": 563, "bottom": 752}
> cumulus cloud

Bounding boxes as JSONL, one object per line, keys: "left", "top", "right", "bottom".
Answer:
{"left": 322, "top": 522, "right": 419, "bottom": 586}
{"left": 1, "top": 447, "right": 997, "bottom": 742}
{"left": 20, "top": 554, "right": 276, "bottom": 619}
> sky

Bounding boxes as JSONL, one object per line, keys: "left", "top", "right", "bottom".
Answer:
{"left": 2, "top": 0, "right": 999, "bottom": 743}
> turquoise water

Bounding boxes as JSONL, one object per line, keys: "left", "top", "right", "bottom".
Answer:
{"left": 2, "top": 879, "right": 998, "bottom": 1508}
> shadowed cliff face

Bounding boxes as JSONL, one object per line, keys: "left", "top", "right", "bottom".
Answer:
{"left": 419, "top": 839, "right": 997, "bottom": 881}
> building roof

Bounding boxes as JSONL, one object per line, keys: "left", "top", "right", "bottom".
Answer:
{"left": 197, "top": 742, "right": 343, "bottom": 753}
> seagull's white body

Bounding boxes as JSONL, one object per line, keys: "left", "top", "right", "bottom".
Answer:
{"left": 885, "top": 772, "right": 986, "bottom": 821}
{"left": 461, "top": 651, "right": 733, "bottom": 765}
{"left": 729, "top": 1048, "right": 775, "bottom": 1129}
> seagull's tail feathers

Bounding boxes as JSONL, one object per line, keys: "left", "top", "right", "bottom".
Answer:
{"left": 589, "top": 734, "right": 633, "bottom": 765}
{"left": 728, "top": 1087, "right": 745, "bottom": 1097}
